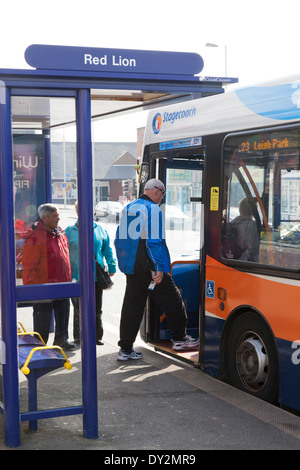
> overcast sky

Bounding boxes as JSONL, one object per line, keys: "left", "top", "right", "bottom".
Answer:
{"left": 2, "top": 0, "right": 299, "bottom": 140}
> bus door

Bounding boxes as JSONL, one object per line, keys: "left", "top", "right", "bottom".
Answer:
{"left": 146, "top": 155, "right": 205, "bottom": 364}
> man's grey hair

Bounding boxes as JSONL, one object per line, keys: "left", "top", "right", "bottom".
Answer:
{"left": 144, "top": 178, "right": 164, "bottom": 191}
{"left": 38, "top": 203, "right": 58, "bottom": 219}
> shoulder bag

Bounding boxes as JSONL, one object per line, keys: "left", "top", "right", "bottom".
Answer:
{"left": 95, "top": 260, "right": 113, "bottom": 289}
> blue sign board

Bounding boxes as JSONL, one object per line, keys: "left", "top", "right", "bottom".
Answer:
{"left": 25, "top": 44, "right": 204, "bottom": 76}
{"left": 159, "top": 136, "right": 202, "bottom": 150}
{"left": 206, "top": 280, "right": 215, "bottom": 299}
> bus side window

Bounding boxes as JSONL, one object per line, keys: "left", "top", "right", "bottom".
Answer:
{"left": 221, "top": 129, "right": 300, "bottom": 269}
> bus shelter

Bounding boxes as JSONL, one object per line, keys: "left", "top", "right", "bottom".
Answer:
{"left": 0, "top": 44, "right": 235, "bottom": 447}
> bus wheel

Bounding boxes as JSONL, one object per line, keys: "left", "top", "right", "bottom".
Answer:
{"left": 227, "top": 312, "right": 279, "bottom": 404}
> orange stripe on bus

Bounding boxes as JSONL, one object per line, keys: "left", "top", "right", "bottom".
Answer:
{"left": 206, "top": 256, "right": 300, "bottom": 342}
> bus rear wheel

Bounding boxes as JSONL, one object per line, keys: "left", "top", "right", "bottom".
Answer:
{"left": 227, "top": 312, "right": 279, "bottom": 404}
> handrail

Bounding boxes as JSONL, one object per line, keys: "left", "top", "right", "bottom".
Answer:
{"left": 17, "top": 331, "right": 46, "bottom": 346}
{"left": 20, "top": 346, "right": 72, "bottom": 375}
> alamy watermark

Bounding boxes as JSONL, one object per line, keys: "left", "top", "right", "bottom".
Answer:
{"left": 291, "top": 341, "right": 300, "bottom": 365}
{"left": 291, "top": 80, "right": 300, "bottom": 108}
{"left": 118, "top": 203, "right": 192, "bottom": 241}
{"left": 0, "top": 80, "right": 6, "bottom": 105}
{"left": 0, "top": 339, "right": 5, "bottom": 364}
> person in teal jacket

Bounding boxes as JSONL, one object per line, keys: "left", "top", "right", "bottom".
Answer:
{"left": 65, "top": 201, "right": 116, "bottom": 345}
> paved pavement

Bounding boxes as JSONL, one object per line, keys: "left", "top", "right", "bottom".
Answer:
{"left": 1, "top": 205, "right": 300, "bottom": 451}
{"left": 2, "top": 317, "right": 300, "bottom": 451}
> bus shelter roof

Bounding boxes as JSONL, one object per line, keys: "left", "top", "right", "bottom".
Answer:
{"left": 0, "top": 45, "right": 238, "bottom": 127}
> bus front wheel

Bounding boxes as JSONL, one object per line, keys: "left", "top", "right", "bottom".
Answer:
{"left": 227, "top": 312, "right": 279, "bottom": 404}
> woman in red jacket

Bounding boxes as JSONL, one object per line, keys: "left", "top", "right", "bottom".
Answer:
{"left": 22, "top": 204, "right": 75, "bottom": 349}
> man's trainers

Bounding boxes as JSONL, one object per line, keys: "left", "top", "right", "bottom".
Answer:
{"left": 117, "top": 348, "right": 143, "bottom": 361}
{"left": 172, "top": 335, "right": 199, "bottom": 351}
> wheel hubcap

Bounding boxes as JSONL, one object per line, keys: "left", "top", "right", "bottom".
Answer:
{"left": 236, "top": 333, "right": 268, "bottom": 392}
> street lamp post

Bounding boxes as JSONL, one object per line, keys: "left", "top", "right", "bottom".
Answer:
{"left": 205, "top": 43, "right": 227, "bottom": 77}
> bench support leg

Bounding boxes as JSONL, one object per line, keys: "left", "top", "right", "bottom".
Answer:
{"left": 27, "top": 372, "right": 38, "bottom": 431}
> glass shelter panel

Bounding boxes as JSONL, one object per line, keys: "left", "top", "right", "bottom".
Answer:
{"left": 221, "top": 128, "right": 300, "bottom": 269}
{"left": 11, "top": 96, "right": 78, "bottom": 286}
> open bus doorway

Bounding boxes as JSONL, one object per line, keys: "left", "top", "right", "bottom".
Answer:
{"left": 140, "top": 151, "right": 205, "bottom": 365}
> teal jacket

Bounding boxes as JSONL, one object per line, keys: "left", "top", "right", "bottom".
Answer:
{"left": 65, "top": 221, "right": 116, "bottom": 281}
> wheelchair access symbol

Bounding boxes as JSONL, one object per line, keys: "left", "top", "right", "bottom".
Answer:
{"left": 206, "top": 280, "right": 215, "bottom": 299}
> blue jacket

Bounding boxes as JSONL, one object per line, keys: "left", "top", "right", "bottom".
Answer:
{"left": 115, "top": 195, "right": 171, "bottom": 275}
{"left": 65, "top": 221, "right": 116, "bottom": 281}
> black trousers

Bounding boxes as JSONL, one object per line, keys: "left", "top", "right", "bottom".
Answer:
{"left": 72, "top": 282, "right": 103, "bottom": 342}
{"left": 118, "top": 271, "right": 187, "bottom": 352}
{"left": 33, "top": 298, "right": 70, "bottom": 345}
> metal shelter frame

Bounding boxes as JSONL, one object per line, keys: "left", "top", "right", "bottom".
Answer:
{"left": 0, "top": 46, "right": 234, "bottom": 447}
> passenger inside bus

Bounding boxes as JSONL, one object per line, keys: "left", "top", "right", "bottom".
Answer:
{"left": 222, "top": 197, "right": 260, "bottom": 262}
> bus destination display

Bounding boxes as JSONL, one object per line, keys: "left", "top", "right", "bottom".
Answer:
{"left": 239, "top": 137, "right": 290, "bottom": 152}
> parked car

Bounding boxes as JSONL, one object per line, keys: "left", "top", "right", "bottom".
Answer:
{"left": 94, "top": 201, "right": 123, "bottom": 223}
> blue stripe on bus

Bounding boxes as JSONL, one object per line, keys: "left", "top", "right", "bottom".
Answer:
{"left": 236, "top": 84, "right": 300, "bottom": 121}
{"left": 204, "top": 313, "right": 300, "bottom": 411}
{"left": 277, "top": 337, "right": 300, "bottom": 411}
{"left": 204, "top": 314, "right": 224, "bottom": 378}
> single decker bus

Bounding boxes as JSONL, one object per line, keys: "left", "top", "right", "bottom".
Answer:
{"left": 138, "top": 75, "right": 300, "bottom": 411}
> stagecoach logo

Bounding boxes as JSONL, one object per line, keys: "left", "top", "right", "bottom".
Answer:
{"left": 152, "top": 113, "right": 162, "bottom": 134}
{"left": 152, "top": 106, "right": 197, "bottom": 134}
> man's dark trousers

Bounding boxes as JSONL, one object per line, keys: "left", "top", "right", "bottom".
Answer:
{"left": 119, "top": 270, "right": 187, "bottom": 352}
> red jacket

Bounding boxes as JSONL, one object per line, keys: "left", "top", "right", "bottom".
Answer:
{"left": 22, "top": 220, "right": 71, "bottom": 285}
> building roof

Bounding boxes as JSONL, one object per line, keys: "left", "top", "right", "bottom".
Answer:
{"left": 105, "top": 151, "right": 137, "bottom": 180}
{"left": 104, "top": 165, "right": 136, "bottom": 180}
{"left": 51, "top": 142, "right": 137, "bottom": 180}
{"left": 113, "top": 151, "right": 137, "bottom": 165}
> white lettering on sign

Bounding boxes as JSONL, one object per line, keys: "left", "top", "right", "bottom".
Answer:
{"left": 84, "top": 53, "right": 136, "bottom": 68}
{"left": 112, "top": 55, "right": 136, "bottom": 67}
{"left": 84, "top": 54, "right": 107, "bottom": 66}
